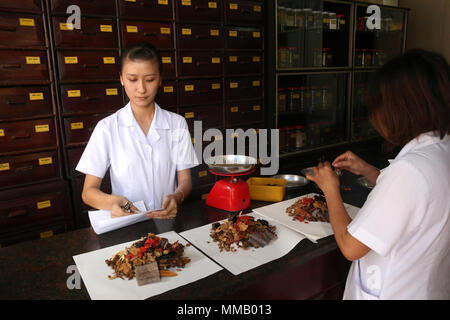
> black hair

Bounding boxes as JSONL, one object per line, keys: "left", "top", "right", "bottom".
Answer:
{"left": 119, "top": 42, "right": 163, "bottom": 75}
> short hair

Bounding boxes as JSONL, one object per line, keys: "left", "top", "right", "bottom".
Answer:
{"left": 367, "top": 49, "right": 450, "bottom": 146}
{"left": 119, "top": 42, "right": 162, "bottom": 75}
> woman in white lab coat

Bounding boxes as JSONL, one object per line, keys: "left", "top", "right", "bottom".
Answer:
{"left": 76, "top": 42, "right": 198, "bottom": 219}
{"left": 306, "top": 49, "right": 450, "bottom": 299}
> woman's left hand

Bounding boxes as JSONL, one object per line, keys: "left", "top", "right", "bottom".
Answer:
{"left": 305, "top": 162, "right": 340, "bottom": 196}
{"left": 146, "top": 194, "right": 178, "bottom": 219}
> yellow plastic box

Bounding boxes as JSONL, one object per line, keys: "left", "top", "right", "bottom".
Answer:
{"left": 247, "top": 177, "right": 286, "bottom": 202}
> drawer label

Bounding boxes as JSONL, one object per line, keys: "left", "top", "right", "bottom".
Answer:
{"left": 38, "top": 157, "right": 53, "bottom": 165}
{"left": 184, "top": 84, "right": 194, "bottom": 92}
{"left": 163, "top": 86, "right": 174, "bottom": 93}
{"left": 35, "top": 124, "right": 49, "bottom": 132}
{"left": 229, "top": 3, "right": 238, "bottom": 10}
{"left": 100, "top": 24, "right": 112, "bottom": 32}
{"left": 253, "top": 80, "right": 261, "bottom": 87}
{"left": 198, "top": 170, "right": 207, "bottom": 177}
{"left": 19, "top": 18, "right": 35, "bottom": 27}
{"left": 103, "top": 57, "right": 115, "bottom": 64}
{"left": 211, "top": 57, "right": 221, "bottom": 64}
{"left": 26, "top": 56, "right": 41, "bottom": 64}
{"left": 106, "top": 88, "right": 118, "bottom": 96}
{"left": 230, "top": 82, "right": 238, "bottom": 88}
{"left": 208, "top": 2, "right": 217, "bottom": 9}
{"left": 253, "top": 5, "right": 262, "bottom": 12}
{"left": 67, "top": 90, "right": 81, "bottom": 97}
{"left": 231, "top": 106, "right": 239, "bottom": 113}
{"left": 0, "top": 129, "right": 4, "bottom": 137}
{"left": 185, "top": 112, "right": 194, "bottom": 119}
{"left": 0, "top": 163, "right": 10, "bottom": 171}
{"left": 182, "top": 0, "right": 191, "bottom": 6}
{"left": 253, "top": 105, "right": 261, "bottom": 111}
{"left": 182, "top": 28, "right": 192, "bottom": 35}
{"left": 253, "top": 56, "right": 261, "bottom": 62}
{"left": 211, "top": 83, "right": 220, "bottom": 90}
{"left": 182, "top": 56, "right": 192, "bottom": 63}
{"left": 29, "top": 92, "right": 44, "bottom": 101}
{"left": 253, "top": 31, "right": 261, "bottom": 38}
{"left": 37, "top": 200, "right": 51, "bottom": 210}
{"left": 229, "top": 56, "right": 238, "bottom": 62}
{"left": 126, "top": 25, "right": 138, "bottom": 33}
{"left": 210, "top": 29, "right": 219, "bottom": 36}
{"left": 64, "top": 56, "right": 78, "bottom": 64}
{"left": 162, "top": 57, "right": 172, "bottom": 64}
{"left": 160, "top": 27, "right": 171, "bottom": 35}
{"left": 228, "top": 30, "right": 237, "bottom": 37}
{"left": 40, "top": 230, "right": 54, "bottom": 239}
{"left": 60, "top": 22, "right": 74, "bottom": 30}
{"left": 158, "top": 0, "right": 168, "bottom": 5}
{"left": 71, "top": 122, "right": 84, "bottom": 130}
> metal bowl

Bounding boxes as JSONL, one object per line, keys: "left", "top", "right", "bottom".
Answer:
{"left": 271, "top": 174, "right": 309, "bottom": 188}
{"left": 357, "top": 176, "right": 375, "bottom": 189}
{"left": 204, "top": 155, "right": 257, "bottom": 174}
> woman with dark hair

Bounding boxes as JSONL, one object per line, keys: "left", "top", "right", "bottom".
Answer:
{"left": 306, "top": 49, "right": 450, "bottom": 299}
{"left": 76, "top": 42, "right": 198, "bottom": 220}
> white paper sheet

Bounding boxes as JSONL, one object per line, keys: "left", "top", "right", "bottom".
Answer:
{"left": 252, "top": 193, "right": 361, "bottom": 243}
{"left": 89, "top": 201, "right": 151, "bottom": 235}
{"left": 73, "top": 231, "right": 223, "bottom": 300}
{"left": 179, "top": 212, "right": 307, "bottom": 276}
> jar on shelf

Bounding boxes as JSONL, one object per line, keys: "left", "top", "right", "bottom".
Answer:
{"left": 329, "top": 12, "right": 337, "bottom": 30}
{"left": 373, "top": 49, "right": 386, "bottom": 66}
{"left": 278, "top": 46, "right": 291, "bottom": 68}
{"left": 384, "top": 17, "right": 393, "bottom": 31}
{"left": 307, "top": 123, "right": 321, "bottom": 147}
{"left": 363, "top": 49, "right": 373, "bottom": 67}
{"left": 278, "top": 88, "right": 286, "bottom": 113}
{"left": 294, "top": 125, "right": 307, "bottom": 150}
{"left": 322, "top": 12, "right": 330, "bottom": 30}
{"left": 286, "top": 8, "right": 295, "bottom": 27}
{"left": 304, "top": 8, "right": 313, "bottom": 29}
{"left": 313, "top": 48, "right": 323, "bottom": 67}
{"left": 321, "top": 85, "right": 332, "bottom": 111}
{"left": 336, "top": 14, "right": 345, "bottom": 30}
{"left": 312, "top": 11, "right": 323, "bottom": 29}
{"left": 295, "top": 9, "right": 305, "bottom": 28}
{"left": 322, "top": 48, "right": 333, "bottom": 67}
{"left": 292, "top": 49, "right": 302, "bottom": 67}
{"left": 278, "top": 6, "right": 287, "bottom": 26}
{"left": 311, "top": 86, "right": 323, "bottom": 113}
{"left": 320, "top": 122, "right": 333, "bottom": 144}
{"left": 287, "top": 87, "right": 301, "bottom": 112}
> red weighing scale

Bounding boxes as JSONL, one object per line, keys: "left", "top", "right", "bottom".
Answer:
{"left": 205, "top": 155, "right": 258, "bottom": 212}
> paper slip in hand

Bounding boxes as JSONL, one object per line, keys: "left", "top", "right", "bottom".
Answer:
{"left": 89, "top": 200, "right": 150, "bottom": 235}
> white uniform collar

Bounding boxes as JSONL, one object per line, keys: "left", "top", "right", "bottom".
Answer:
{"left": 391, "top": 131, "right": 450, "bottom": 162}
{"left": 120, "top": 102, "right": 170, "bottom": 130}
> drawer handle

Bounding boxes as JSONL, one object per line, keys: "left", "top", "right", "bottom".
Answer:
{"left": 2, "top": 63, "right": 21, "bottom": 69}
{"left": 241, "top": 9, "right": 252, "bottom": 14}
{"left": 11, "top": 133, "right": 31, "bottom": 140}
{"left": 85, "top": 96, "right": 101, "bottom": 101}
{"left": 0, "top": 25, "right": 16, "bottom": 32}
{"left": 196, "top": 61, "right": 210, "bottom": 67}
{"left": 143, "top": 31, "right": 157, "bottom": 37}
{"left": 7, "top": 209, "right": 28, "bottom": 218}
{"left": 197, "top": 90, "right": 210, "bottom": 94}
{"left": 195, "top": 35, "right": 209, "bottom": 40}
{"left": 6, "top": 99, "right": 27, "bottom": 106}
{"left": 194, "top": 5, "right": 207, "bottom": 11}
{"left": 83, "top": 64, "right": 100, "bottom": 69}
{"left": 80, "top": 31, "right": 97, "bottom": 36}
{"left": 16, "top": 165, "right": 33, "bottom": 173}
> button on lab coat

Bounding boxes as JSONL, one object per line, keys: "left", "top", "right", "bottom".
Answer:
{"left": 76, "top": 102, "right": 199, "bottom": 211}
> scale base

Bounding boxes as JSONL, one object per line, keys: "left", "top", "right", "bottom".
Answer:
{"left": 206, "top": 178, "right": 251, "bottom": 212}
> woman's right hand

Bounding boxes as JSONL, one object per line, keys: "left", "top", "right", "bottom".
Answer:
{"left": 110, "top": 196, "right": 138, "bottom": 218}
{"left": 332, "top": 151, "right": 370, "bottom": 176}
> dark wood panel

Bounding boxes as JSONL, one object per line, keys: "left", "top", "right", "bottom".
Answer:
{"left": 120, "top": 21, "right": 173, "bottom": 50}
{"left": 63, "top": 114, "right": 109, "bottom": 145}
{"left": 178, "top": 51, "right": 223, "bottom": 77}
{"left": 224, "top": 51, "right": 263, "bottom": 76}
{"left": 50, "top": 0, "right": 116, "bottom": 16}
{"left": 225, "top": 99, "right": 263, "bottom": 125}
{"left": 176, "top": 0, "right": 221, "bottom": 22}
{"left": 0, "top": 50, "right": 49, "bottom": 82}
{"left": 225, "top": 76, "right": 263, "bottom": 101}
{"left": 0, "top": 0, "right": 42, "bottom": 13}
{"left": 179, "top": 79, "right": 223, "bottom": 106}
{"left": 118, "top": 0, "right": 172, "bottom": 20}
{"left": 0, "top": 12, "right": 45, "bottom": 48}
{"left": 224, "top": 0, "right": 263, "bottom": 26}
{"left": 0, "top": 86, "right": 53, "bottom": 119}
{"left": 177, "top": 24, "right": 222, "bottom": 50}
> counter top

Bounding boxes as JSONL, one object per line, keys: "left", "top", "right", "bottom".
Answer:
{"left": 0, "top": 172, "right": 371, "bottom": 300}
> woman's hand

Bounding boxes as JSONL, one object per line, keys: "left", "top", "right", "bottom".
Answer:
{"left": 110, "top": 196, "right": 138, "bottom": 218}
{"left": 146, "top": 193, "right": 179, "bottom": 220}
{"left": 332, "top": 150, "right": 370, "bottom": 175}
{"left": 305, "top": 162, "right": 340, "bottom": 196}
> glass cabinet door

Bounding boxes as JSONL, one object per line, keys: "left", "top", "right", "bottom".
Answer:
{"left": 277, "top": 72, "right": 348, "bottom": 154}
{"left": 354, "top": 4, "right": 406, "bottom": 68}
{"left": 277, "top": 0, "right": 351, "bottom": 69}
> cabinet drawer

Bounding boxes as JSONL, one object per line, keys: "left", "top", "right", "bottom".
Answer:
{"left": 0, "top": 50, "right": 49, "bottom": 82}
{"left": 180, "top": 104, "right": 223, "bottom": 132}
{"left": 57, "top": 50, "right": 119, "bottom": 81}
{"left": 121, "top": 21, "right": 173, "bottom": 49}
{"left": 224, "top": 0, "right": 263, "bottom": 25}
{"left": 160, "top": 51, "right": 176, "bottom": 79}
{"left": 72, "top": 174, "right": 112, "bottom": 214}
{"left": 67, "top": 146, "right": 84, "bottom": 176}
{"left": 119, "top": 0, "right": 172, "bottom": 20}
{"left": 53, "top": 17, "right": 118, "bottom": 49}
{"left": 50, "top": 0, "right": 116, "bottom": 16}
{"left": 0, "top": 118, "right": 57, "bottom": 153}
{"left": 0, "top": 150, "right": 60, "bottom": 188}
{"left": 0, "top": 181, "right": 70, "bottom": 231}
{"left": 225, "top": 51, "right": 263, "bottom": 75}
{"left": 156, "top": 81, "right": 177, "bottom": 108}
{"left": 60, "top": 83, "right": 123, "bottom": 114}
{"left": 225, "top": 26, "right": 262, "bottom": 50}
{"left": 0, "top": 12, "right": 45, "bottom": 48}
{"left": 176, "top": 0, "right": 221, "bottom": 22}
{"left": 225, "top": 100, "right": 263, "bottom": 125}
{"left": 179, "top": 79, "right": 222, "bottom": 106}
{"left": 191, "top": 163, "right": 215, "bottom": 186}
{"left": 177, "top": 24, "right": 222, "bottom": 50}
{"left": 178, "top": 52, "right": 222, "bottom": 77}
{"left": 0, "top": 222, "right": 67, "bottom": 248}
{"left": 225, "top": 77, "right": 263, "bottom": 101}
{"left": 0, "top": 0, "right": 42, "bottom": 12}
{"left": 63, "top": 114, "right": 109, "bottom": 145}
{"left": 0, "top": 86, "right": 53, "bottom": 119}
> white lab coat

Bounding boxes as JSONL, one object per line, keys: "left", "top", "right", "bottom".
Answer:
{"left": 76, "top": 102, "right": 199, "bottom": 211}
{"left": 343, "top": 132, "right": 450, "bottom": 300}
